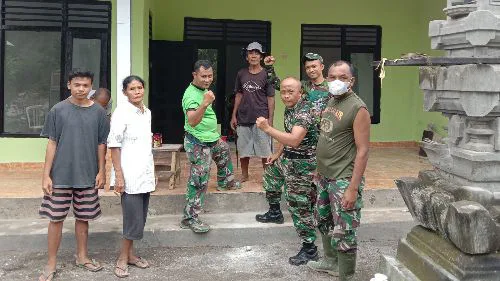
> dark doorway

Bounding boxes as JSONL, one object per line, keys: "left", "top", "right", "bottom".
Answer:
{"left": 195, "top": 44, "right": 225, "bottom": 129}
{"left": 195, "top": 42, "right": 248, "bottom": 137}
{"left": 150, "top": 18, "right": 271, "bottom": 144}
{"left": 223, "top": 44, "right": 249, "bottom": 137}
{"left": 183, "top": 18, "right": 271, "bottom": 137}
{"left": 64, "top": 31, "right": 110, "bottom": 95}
{"left": 149, "top": 41, "right": 195, "bottom": 144}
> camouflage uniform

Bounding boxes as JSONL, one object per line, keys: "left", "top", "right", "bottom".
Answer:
{"left": 183, "top": 134, "right": 238, "bottom": 221}
{"left": 265, "top": 65, "right": 329, "bottom": 130}
{"left": 315, "top": 175, "right": 364, "bottom": 251}
{"left": 263, "top": 98, "right": 318, "bottom": 243}
{"left": 265, "top": 64, "right": 331, "bottom": 244}
{"left": 302, "top": 80, "right": 330, "bottom": 128}
{"left": 302, "top": 80, "right": 329, "bottom": 103}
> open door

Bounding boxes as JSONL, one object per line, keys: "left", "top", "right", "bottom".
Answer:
{"left": 150, "top": 41, "right": 195, "bottom": 144}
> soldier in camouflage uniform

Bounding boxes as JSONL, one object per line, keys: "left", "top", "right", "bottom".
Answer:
{"left": 181, "top": 60, "right": 241, "bottom": 234}
{"left": 263, "top": 52, "right": 334, "bottom": 258}
{"left": 307, "top": 61, "right": 371, "bottom": 281}
{"left": 264, "top": 52, "right": 330, "bottom": 125}
{"left": 255, "top": 77, "right": 319, "bottom": 266}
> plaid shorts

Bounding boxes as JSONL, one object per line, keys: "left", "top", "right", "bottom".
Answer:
{"left": 39, "top": 187, "right": 102, "bottom": 222}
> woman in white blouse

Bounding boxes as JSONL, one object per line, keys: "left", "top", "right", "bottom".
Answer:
{"left": 108, "top": 75, "right": 155, "bottom": 278}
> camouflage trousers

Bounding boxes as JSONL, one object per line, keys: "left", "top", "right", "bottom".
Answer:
{"left": 263, "top": 155, "right": 317, "bottom": 243}
{"left": 315, "top": 174, "right": 364, "bottom": 252}
{"left": 183, "top": 136, "right": 236, "bottom": 221}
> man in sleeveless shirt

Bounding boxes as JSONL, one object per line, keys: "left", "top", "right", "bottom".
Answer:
{"left": 307, "top": 61, "right": 370, "bottom": 281}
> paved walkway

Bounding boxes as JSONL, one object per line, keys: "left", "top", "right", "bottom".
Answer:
{"left": 0, "top": 147, "right": 431, "bottom": 198}
{"left": 0, "top": 210, "right": 415, "bottom": 280}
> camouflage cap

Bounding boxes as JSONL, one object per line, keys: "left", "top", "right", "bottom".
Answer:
{"left": 302, "top": 52, "right": 324, "bottom": 64}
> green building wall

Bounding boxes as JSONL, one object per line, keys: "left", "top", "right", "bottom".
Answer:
{"left": 0, "top": 0, "right": 447, "bottom": 163}
{"left": 148, "top": 0, "right": 448, "bottom": 142}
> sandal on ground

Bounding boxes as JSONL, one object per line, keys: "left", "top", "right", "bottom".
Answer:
{"left": 114, "top": 264, "right": 130, "bottom": 278}
{"left": 38, "top": 269, "right": 56, "bottom": 281}
{"left": 75, "top": 258, "right": 103, "bottom": 272}
{"left": 128, "top": 257, "right": 150, "bottom": 269}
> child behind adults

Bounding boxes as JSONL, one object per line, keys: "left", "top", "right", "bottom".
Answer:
{"left": 108, "top": 75, "right": 155, "bottom": 278}
{"left": 88, "top": 88, "right": 112, "bottom": 118}
{"left": 38, "top": 71, "right": 110, "bottom": 281}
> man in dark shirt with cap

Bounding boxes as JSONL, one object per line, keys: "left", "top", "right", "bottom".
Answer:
{"left": 231, "top": 42, "right": 275, "bottom": 182}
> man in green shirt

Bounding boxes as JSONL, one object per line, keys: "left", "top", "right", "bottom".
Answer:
{"left": 181, "top": 60, "right": 241, "bottom": 233}
{"left": 307, "top": 61, "right": 371, "bottom": 281}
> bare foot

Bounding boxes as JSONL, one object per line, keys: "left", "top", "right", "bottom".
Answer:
{"left": 241, "top": 175, "right": 249, "bottom": 182}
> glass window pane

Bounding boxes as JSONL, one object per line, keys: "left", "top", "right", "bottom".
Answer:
{"left": 350, "top": 52, "right": 374, "bottom": 115}
{"left": 72, "top": 38, "right": 101, "bottom": 89}
{"left": 4, "top": 31, "right": 61, "bottom": 134}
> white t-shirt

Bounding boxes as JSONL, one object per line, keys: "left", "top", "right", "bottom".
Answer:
{"left": 107, "top": 101, "right": 155, "bottom": 194}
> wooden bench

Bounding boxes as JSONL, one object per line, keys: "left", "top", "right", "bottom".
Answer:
{"left": 152, "top": 144, "right": 183, "bottom": 189}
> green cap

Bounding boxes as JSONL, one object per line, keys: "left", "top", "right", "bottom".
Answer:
{"left": 302, "top": 52, "right": 324, "bottom": 64}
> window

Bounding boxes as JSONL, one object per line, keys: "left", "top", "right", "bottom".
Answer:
{"left": 184, "top": 17, "right": 271, "bottom": 46}
{"left": 4, "top": 31, "right": 61, "bottom": 134}
{"left": 301, "top": 24, "right": 382, "bottom": 124}
{"left": 0, "top": 0, "right": 111, "bottom": 136}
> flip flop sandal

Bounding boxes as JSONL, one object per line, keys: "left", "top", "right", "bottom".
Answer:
{"left": 114, "top": 264, "right": 130, "bottom": 278}
{"left": 128, "top": 257, "right": 149, "bottom": 269}
{"left": 38, "top": 269, "right": 56, "bottom": 281}
{"left": 75, "top": 258, "right": 103, "bottom": 272}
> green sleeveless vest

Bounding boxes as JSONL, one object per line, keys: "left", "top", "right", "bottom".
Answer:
{"left": 317, "top": 92, "right": 367, "bottom": 179}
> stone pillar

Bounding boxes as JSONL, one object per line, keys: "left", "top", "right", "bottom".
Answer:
{"left": 383, "top": 1, "right": 500, "bottom": 280}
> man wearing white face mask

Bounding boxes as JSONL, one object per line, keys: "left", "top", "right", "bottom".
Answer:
{"left": 307, "top": 60, "right": 370, "bottom": 281}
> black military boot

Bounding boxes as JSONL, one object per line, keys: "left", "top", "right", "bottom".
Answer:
{"left": 289, "top": 242, "right": 319, "bottom": 266}
{"left": 255, "top": 203, "right": 284, "bottom": 224}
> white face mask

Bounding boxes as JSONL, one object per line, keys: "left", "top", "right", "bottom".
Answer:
{"left": 328, "top": 79, "right": 350, "bottom": 96}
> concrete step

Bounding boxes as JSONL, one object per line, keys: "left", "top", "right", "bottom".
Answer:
{"left": 0, "top": 188, "right": 405, "bottom": 219}
{"left": 380, "top": 255, "right": 422, "bottom": 281}
{"left": 0, "top": 208, "right": 414, "bottom": 252}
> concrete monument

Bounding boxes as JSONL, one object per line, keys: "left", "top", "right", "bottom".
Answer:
{"left": 381, "top": 1, "right": 500, "bottom": 280}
